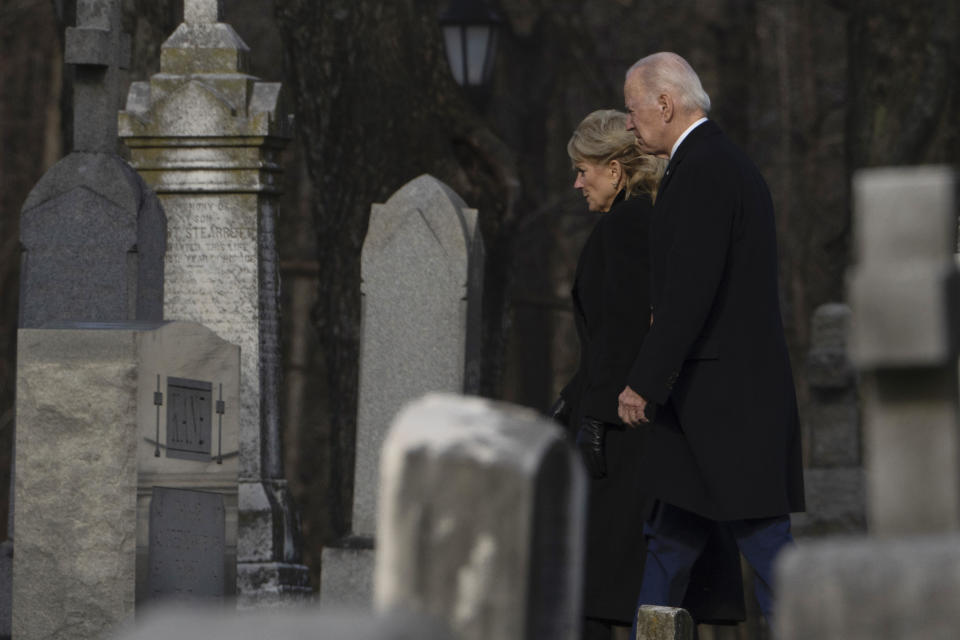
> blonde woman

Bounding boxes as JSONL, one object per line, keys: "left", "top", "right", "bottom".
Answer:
{"left": 553, "top": 109, "right": 664, "bottom": 637}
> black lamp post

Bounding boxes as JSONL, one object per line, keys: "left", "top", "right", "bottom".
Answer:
{"left": 438, "top": 0, "right": 503, "bottom": 99}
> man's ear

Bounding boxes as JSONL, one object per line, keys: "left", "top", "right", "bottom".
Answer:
{"left": 659, "top": 93, "right": 674, "bottom": 123}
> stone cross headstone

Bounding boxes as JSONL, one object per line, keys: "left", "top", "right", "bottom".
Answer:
{"left": 374, "top": 394, "right": 584, "bottom": 640}
{"left": 13, "top": 321, "right": 240, "bottom": 640}
{"left": 118, "top": 1, "right": 307, "bottom": 605}
{"left": 9, "top": 2, "right": 166, "bottom": 635}
{"left": 847, "top": 165, "right": 960, "bottom": 535}
{"left": 791, "top": 303, "right": 865, "bottom": 536}
{"left": 320, "top": 175, "right": 485, "bottom": 608}
{"left": 19, "top": 0, "right": 165, "bottom": 329}
{"left": 776, "top": 166, "right": 960, "bottom": 639}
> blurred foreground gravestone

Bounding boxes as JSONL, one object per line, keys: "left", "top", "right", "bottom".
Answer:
{"left": 374, "top": 393, "right": 584, "bottom": 640}
{"left": 13, "top": 322, "right": 239, "bottom": 640}
{"left": 110, "top": 606, "right": 453, "bottom": 640}
{"left": 776, "top": 166, "right": 960, "bottom": 639}
{"left": 118, "top": 0, "right": 308, "bottom": 605}
{"left": 320, "top": 176, "right": 484, "bottom": 607}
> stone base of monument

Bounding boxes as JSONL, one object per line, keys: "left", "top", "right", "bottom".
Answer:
{"left": 236, "top": 480, "right": 311, "bottom": 606}
{"left": 776, "top": 534, "right": 960, "bottom": 639}
{"left": 318, "top": 540, "right": 375, "bottom": 608}
{"left": 790, "top": 468, "right": 866, "bottom": 536}
{"left": 0, "top": 540, "right": 11, "bottom": 639}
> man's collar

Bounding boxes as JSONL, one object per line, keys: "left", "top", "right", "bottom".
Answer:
{"left": 670, "top": 117, "right": 709, "bottom": 159}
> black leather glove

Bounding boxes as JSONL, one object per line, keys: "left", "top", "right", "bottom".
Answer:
{"left": 576, "top": 417, "right": 607, "bottom": 479}
{"left": 548, "top": 397, "right": 572, "bottom": 427}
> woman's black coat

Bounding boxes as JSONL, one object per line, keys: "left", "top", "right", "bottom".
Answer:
{"left": 561, "top": 191, "right": 745, "bottom": 626}
{"left": 560, "top": 191, "right": 654, "bottom": 624}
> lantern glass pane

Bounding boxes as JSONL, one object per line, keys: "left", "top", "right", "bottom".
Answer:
{"left": 443, "top": 25, "right": 465, "bottom": 85}
{"left": 465, "top": 25, "right": 491, "bottom": 86}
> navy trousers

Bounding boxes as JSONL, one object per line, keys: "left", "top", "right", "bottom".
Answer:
{"left": 632, "top": 501, "right": 793, "bottom": 633}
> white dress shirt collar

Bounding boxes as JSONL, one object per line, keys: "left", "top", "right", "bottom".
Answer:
{"left": 670, "top": 117, "right": 708, "bottom": 159}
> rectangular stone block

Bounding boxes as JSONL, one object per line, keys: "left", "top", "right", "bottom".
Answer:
{"left": 634, "top": 605, "right": 694, "bottom": 640}
{"left": 14, "top": 328, "right": 141, "bottom": 640}
{"left": 861, "top": 371, "right": 960, "bottom": 534}
{"left": 65, "top": 26, "right": 112, "bottom": 66}
{"left": 853, "top": 166, "right": 956, "bottom": 265}
{"left": 147, "top": 487, "right": 225, "bottom": 602}
{"left": 805, "top": 389, "right": 860, "bottom": 467}
{"left": 789, "top": 468, "right": 865, "bottom": 537}
{"left": 776, "top": 535, "right": 960, "bottom": 640}
{"left": 15, "top": 322, "right": 240, "bottom": 639}
{"left": 849, "top": 166, "right": 959, "bottom": 367}
{"left": 318, "top": 546, "right": 374, "bottom": 609}
{"left": 848, "top": 266, "right": 960, "bottom": 367}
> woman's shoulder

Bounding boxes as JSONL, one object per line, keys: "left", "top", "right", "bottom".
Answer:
{"left": 605, "top": 192, "right": 653, "bottom": 231}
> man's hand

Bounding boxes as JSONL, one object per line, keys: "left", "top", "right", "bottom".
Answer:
{"left": 618, "top": 385, "right": 649, "bottom": 426}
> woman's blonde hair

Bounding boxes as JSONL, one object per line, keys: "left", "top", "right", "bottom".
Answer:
{"left": 567, "top": 109, "right": 667, "bottom": 200}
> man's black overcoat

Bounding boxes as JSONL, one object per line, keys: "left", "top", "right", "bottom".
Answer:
{"left": 627, "top": 120, "right": 806, "bottom": 521}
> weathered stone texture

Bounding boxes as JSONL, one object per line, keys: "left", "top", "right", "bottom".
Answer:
{"left": 354, "top": 174, "right": 484, "bottom": 538}
{"left": 777, "top": 536, "right": 960, "bottom": 640}
{"left": 374, "top": 394, "right": 584, "bottom": 640}
{"left": 113, "top": 605, "right": 453, "bottom": 640}
{"left": 14, "top": 328, "right": 140, "bottom": 640}
{"left": 634, "top": 605, "right": 694, "bottom": 640}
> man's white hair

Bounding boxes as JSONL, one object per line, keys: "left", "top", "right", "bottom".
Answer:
{"left": 627, "top": 52, "right": 711, "bottom": 115}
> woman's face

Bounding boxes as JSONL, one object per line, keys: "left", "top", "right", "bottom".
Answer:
{"left": 573, "top": 160, "right": 620, "bottom": 212}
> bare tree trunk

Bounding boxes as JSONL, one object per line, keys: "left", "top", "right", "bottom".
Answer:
{"left": 271, "top": 2, "right": 520, "bottom": 581}
{"left": 847, "top": 1, "right": 960, "bottom": 168}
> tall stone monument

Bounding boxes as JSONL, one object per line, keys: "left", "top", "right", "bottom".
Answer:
{"left": 118, "top": 0, "right": 308, "bottom": 604}
{"left": 776, "top": 166, "right": 960, "bottom": 639}
{"left": 375, "top": 394, "right": 585, "bottom": 640}
{"left": 320, "top": 175, "right": 485, "bottom": 607}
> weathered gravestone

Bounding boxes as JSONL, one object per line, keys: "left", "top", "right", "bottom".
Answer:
{"left": 374, "top": 393, "right": 584, "bottom": 640}
{"left": 791, "top": 303, "right": 865, "bottom": 536}
{"left": 320, "top": 175, "right": 484, "bottom": 607}
{"left": 776, "top": 165, "right": 960, "bottom": 640}
{"left": 13, "top": 321, "right": 240, "bottom": 640}
{"left": 110, "top": 606, "right": 454, "bottom": 640}
{"left": 118, "top": 0, "right": 308, "bottom": 605}
{"left": 19, "top": 0, "right": 165, "bottom": 328}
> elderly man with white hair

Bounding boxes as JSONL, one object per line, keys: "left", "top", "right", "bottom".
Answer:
{"left": 617, "top": 52, "right": 806, "bottom": 627}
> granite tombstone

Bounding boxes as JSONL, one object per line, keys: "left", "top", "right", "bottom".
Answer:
{"left": 320, "top": 175, "right": 484, "bottom": 607}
